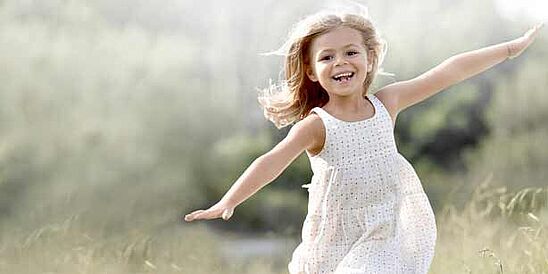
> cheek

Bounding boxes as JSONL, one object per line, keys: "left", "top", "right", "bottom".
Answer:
{"left": 313, "top": 63, "right": 328, "bottom": 76}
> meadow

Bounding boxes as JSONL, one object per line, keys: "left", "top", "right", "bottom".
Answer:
{"left": 0, "top": 0, "right": 547, "bottom": 273}
{"left": 1, "top": 179, "right": 545, "bottom": 273}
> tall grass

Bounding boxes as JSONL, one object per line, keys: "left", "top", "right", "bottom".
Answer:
{"left": 0, "top": 180, "right": 545, "bottom": 274}
{"left": 431, "top": 176, "right": 547, "bottom": 274}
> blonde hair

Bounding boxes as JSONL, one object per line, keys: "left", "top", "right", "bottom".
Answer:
{"left": 258, "top": 7, "right": 389, "bottom": 129}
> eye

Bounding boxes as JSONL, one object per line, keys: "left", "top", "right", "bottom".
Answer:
{"left": 347, "top": 51, "right": 359, "bottom": 56}
{"left": 319, "top": 55, "right": 333, "bottom": 61}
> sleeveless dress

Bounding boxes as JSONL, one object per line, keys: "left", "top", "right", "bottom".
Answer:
{"left": 287, "top": 93, "right": 437, "bottom": 274}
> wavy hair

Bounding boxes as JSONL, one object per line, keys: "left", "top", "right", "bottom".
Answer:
{"left": 258, "top": 7, "right": 389, "bottom": 129}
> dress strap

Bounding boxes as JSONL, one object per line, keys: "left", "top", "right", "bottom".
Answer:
{"left": 368, "top": 93, "right": 395, "bottom": 128}
{"left": 367, "top": 93, "right": 379, "bottom": 109}
{"left": 367, "top": 93, "right": 382, "bottom": 110}
{"left": 310, "top": 95, "right": 376, "bottom": 124}
{"left": 308, "top": 107, "right": 333, "bottom": 122}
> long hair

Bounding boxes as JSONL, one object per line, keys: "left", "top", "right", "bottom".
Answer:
{"left": 258, "top": 8, "right": 389, "bottom": 129}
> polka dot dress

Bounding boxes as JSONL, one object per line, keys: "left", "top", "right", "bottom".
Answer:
{"left": 288, "top": 93, "right": 437, "bottom": 274}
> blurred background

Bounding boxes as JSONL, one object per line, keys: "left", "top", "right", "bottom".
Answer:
{"left": 0, "top": 0, "right": 546, "bottom": 273}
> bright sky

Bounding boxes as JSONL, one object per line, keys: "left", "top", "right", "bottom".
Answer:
{"left": 495, "top": 0, "right": 548, "bottom": 22}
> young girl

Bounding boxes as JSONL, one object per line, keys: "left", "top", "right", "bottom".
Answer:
{"left": 184, "top": 7, "right": 542, "bottom": 274}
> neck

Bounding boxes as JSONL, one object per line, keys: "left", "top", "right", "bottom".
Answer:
{"left": 323, "top": 91, "right": 368, "bottom": 115}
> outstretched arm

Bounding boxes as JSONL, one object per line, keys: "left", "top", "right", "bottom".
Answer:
{"left": 377, "top": 23, "right": 543, "bottom": 114}
{"left": 184, "top": 115, "right": 321, "bottom": 222}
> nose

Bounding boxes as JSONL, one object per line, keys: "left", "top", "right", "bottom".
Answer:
{"left": 334, "top": 54, "right": 348, "bottom": 66}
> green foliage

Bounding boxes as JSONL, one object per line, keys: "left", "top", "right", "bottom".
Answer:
{"left": 0, "top": 0, "right": 240, "bottom": 234}
{"left": 464, "top": 57, "right": 548, "bottom": 190}
{"left": 205, "top": 130, "right": 309, "bottom": 232}
{"left": 407, "top": 84, "right": 480, "bottom": 149}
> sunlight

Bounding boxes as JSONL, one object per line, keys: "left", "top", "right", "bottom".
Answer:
{"left": 496, "top": 0, "right": 548, "bottom": 22}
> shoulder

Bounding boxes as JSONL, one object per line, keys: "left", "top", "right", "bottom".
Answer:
{"left": 288, "top": 110, "right": 325, "bottom": 151}
{"left": 293, "top": 110, "right": 325, "bottom": 138}
{"left": 265, "top": 111, "right": 325, "bottom": 161}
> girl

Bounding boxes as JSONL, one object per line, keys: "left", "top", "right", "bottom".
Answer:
{"left": 184, "top": 7, "right": 542, "bottom": 274}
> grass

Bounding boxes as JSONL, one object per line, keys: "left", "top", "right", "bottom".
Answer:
{"left": 430, "top": 177, "right": 548, "bottom": 274}
{"left": 0, "top": 180, "right": 546, "bottom": 274}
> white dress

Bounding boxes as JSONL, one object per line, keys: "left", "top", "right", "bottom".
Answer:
{"left": 288, "top": 93, "right": 437, "bottom": 274}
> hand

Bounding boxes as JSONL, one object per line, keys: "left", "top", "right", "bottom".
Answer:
{"left": 184, "top": 200, "right": 236, "bottom": 222}
{"left": 508, "top": 23, "right": 543, "bottom": 59}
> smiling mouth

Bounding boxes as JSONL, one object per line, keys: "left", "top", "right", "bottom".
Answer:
{"left": 332, "top": 72, "right": 354, "bottom": 82}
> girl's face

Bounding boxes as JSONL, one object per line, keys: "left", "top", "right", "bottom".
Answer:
{"left": 306, "top": 26, "right": 373, "bottom": 97}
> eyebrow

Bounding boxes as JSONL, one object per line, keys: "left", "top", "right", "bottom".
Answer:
{"left": 317, "top": 44, "right": 361, "bottom": 54}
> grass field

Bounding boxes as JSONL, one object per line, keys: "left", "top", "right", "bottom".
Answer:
{"left": 0, "top": 180, "right": 545, "bottom": 274}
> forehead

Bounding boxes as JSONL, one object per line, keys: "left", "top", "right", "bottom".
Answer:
{"left": 310, "top": 26, "right": 365, "bottom": 53}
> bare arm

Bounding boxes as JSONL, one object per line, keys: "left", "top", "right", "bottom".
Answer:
{"left": 377, "top": 23, "right": 543, "bottom": 114}
{"left": 184, "top": 115, "right": 321, "bottom": 222}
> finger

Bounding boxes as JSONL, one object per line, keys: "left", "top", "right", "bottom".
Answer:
{"left": 222, "top": 208, "right": 234, "bottom": 220}
{"left": 190, "top": 209, "right": 219, "bottom": 221}
{"left": 184, "top": 214, "right": 194, "bottom": 222}
{"left": 529, "top": 22, "right": 543, "bottom": 36}
{"left": 523, "top": 24, "right": 542, "bottom": 43}
{"left": 533, "top": 23, "right": 544, "bottom": 36}
{"left": 532, "top": 23, "right": 543, "bottom": 34}
{"left": 184, "top": 210, "right": 205, "bottom": 222}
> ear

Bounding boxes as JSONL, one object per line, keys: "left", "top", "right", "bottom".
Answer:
{"left": 306, "top": 65, "right": 318, "bottom": 82}
{"left": 367, "top": 50, "right": 374, "bottom": 72}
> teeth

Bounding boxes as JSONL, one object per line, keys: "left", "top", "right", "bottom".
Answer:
{"left": 332, "top": 72, "right": 354, "bottom": 81}
{"left": 334, "top": 72, "right": 353, "bottom": 78}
